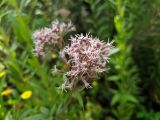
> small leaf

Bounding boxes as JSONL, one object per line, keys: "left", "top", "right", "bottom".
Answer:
{"left": 111, "top": 93, "right": 120, "bottom": 105}
{"left": 107, "top": 76, "right": 120, "bottom": 81}
{"left": 77, "top": 94, "right": 84, "bottom": 108}
{"left": 124, "top": 94, "right": 138, "bottom": 103}
{"left": 109, "top": 48, "right": 120, "bottom": 56}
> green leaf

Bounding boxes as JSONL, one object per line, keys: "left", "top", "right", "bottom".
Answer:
{"left": 111, "top": 93, "right": 120, "bottom": 105}
{"left": 40, "top": 107, "right": 49, "bottom": 115}
{"left": 19, "top": 110, "right": 32, "bottom": 120}
{"left": 23, "top": 114, "right": 43, "bottom": 120}
{"left": 7, "top": 0, "right": 18, "bottom": 9}
{"left": 20, "top": 0, "right": 31, "bottom": 10}
{"left": 5, "top": 111, "right": 13, "bottom": 120}
{"left": 109, "top": 48, "right": 120, "bottom": 56}
{"left": 107, "top": 75, "right": 120, "bottom": 81}
{"left": 123, "top": 94, "right": 138, "bottom": 103}
{"left": 77, "top": 94, "right": 84, "bottom": 108}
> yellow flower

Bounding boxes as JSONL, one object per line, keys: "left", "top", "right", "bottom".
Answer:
{"left": 92, "top": 81, "right": 98, "bottom": 87}
{"left": 1, "top": 88, "right": 13, "bottom": 96}
{"left": 51, "top": 53, "right": 57, "bottom": 59}
{"left": 20, "top": 90, "right": 32, "bottom": 100}
{"left": 0, "top": 71, "right": 6, "bottom": 77}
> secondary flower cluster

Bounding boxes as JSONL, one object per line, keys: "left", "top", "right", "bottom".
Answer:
{"left": 60, "top": 34, "right": 113, "bottom": 90}
{"left": 33, "top": 21, "right": 75, "bottom": 56}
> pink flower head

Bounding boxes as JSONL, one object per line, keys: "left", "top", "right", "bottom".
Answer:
{"left": 60, "top": 34, "right": 113, "bottom": 90}
{"left": 33, "top": 20, "right": 75, "bottom": 57}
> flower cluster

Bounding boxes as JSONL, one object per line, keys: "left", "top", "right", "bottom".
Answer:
{"left": 32, "top": 20, "right": 113, "bottom": 91}
{"left": 60, "top": 34, "right": 113, "bottom": 90}
{"left": 33, "top": 21, "right": 75, "bottom": 56}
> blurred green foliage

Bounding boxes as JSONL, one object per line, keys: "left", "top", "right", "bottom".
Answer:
{"left": 0, "top": 0, "right": 160, "bottom": 120}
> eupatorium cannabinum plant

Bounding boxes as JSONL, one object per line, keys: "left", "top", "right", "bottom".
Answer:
{"left": 32, "top": 20, "right": 113, "bottom": 91}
